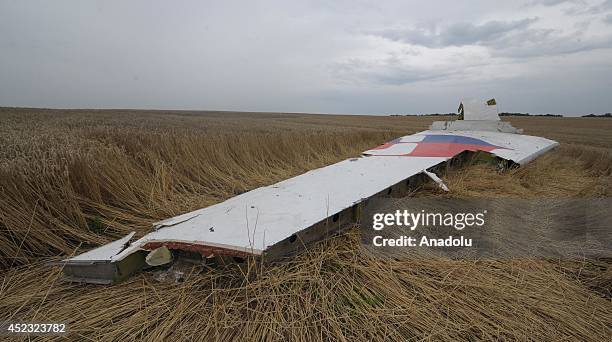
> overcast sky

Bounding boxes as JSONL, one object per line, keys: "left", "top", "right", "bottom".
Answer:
{"left": 1, "top": 0, "right": 611, "bottom": 116}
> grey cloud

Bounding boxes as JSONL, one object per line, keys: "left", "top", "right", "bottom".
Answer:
{"left": 527, "top": 0, "right": 584, "bottom": 7}
{"left": 0, "top": 1, "right": 611, "bottom": 115}
{"left": 331, "top": 55, "right": 469, "bottom": 86}
{"left": 491, "top": 28, "right": 612, "bottom": 57}
{"left": 374, "top": 16, "right": 610, "bottom": 59}
{"left": 604, "top": 13, "right": 612, "bottom": 23}
{"left": 564, "top": 0, "right": 612, "bottom": 15}
{"left": 526, "top": 0, "right": 611, "bottom": 16}
{"left": 373, "top": 18, "right": 538, "bottom": 48}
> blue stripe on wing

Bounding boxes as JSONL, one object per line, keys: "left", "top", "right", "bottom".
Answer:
{"left": 422, "top": 135, "right": 497, "bottom": 147}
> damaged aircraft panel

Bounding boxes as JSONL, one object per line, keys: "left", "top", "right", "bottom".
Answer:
{"left": 60, "top": 111, "right": 559, "bottom": 284}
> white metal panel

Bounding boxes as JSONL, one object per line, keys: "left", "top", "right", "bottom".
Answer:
{"left": 111, "top": 156, "right": 446, "bottom": 261}
{"left": 429, "top": 120, "right": 523, "bottom": 134}
{"left": 363, "top": 130, "right": 558, "bottom": 165}
{"left": 418, "top": 130, "right": 559, "bottom": 165}
{"left": 67, "top": 232, "right": 135, "bottom": 263}
{"left": 462, "top": 98, "right": 499, "bottom": 121}
{"left": 63, "top": 127, "right": 559, "bottom": 271}
{"left": 363, "top": 143, "right": 417, "bottom": 156}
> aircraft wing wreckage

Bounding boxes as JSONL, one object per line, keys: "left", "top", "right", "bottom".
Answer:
{"left": 61, "top": 99, "right": 559, "bottom": 284}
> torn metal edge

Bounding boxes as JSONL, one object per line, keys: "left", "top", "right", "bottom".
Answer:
{"left": 422, "top": 170, "right": 449, "bottom": 192}
{"left": 56, "top": 131, "right": 559, "bottom": 284}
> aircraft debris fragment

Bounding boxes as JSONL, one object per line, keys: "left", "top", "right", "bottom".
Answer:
{"left": 145, "top": 246, "right": 173, "bottom": 266}
{"left": 422, "top": 170, "right": 449, "bottom": 192}
{"left": 60, "top": 99, "right": 559, "bottom": 284}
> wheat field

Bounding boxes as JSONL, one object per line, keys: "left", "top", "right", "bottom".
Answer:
{"left": 0, "top": 107, "right": 610, "bottom": 341}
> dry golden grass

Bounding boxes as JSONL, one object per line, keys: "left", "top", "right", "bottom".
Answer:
{"left": 0, "top": 108, "right": 412, "bottom": 267}
{"left": 0, "top": 107, "right": 610, "bottom": 341}
{"left": 2, "top": 234, "right": 610, "bottom": 341}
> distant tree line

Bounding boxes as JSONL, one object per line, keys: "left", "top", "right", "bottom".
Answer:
{"left": 391, "top": 112, "right": 612, "bottom": 118}
{"left": 582, "top": 113, "right": 612, "bottom": 118}
{"left": 499, "top": 112, "right": 563, "bottom": 117}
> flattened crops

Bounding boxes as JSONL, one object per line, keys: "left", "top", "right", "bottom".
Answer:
{"left": 1, "top": 108, "right": 610, "bottom": 341}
